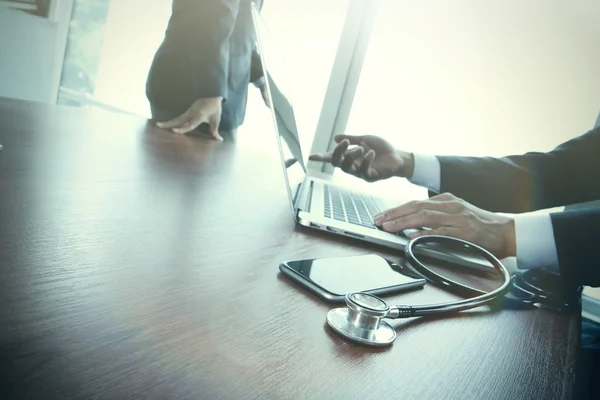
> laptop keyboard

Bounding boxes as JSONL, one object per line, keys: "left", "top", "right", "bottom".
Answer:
{"left": 323, "top": 185, "right": 378, "bottom": 229}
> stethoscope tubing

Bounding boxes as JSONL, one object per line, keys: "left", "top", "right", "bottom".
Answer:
{"left": 326, "top": 235, "right": 573, "bottom": 346}
{"left": 391, "top": 235, "right": 514, "bottom": 318}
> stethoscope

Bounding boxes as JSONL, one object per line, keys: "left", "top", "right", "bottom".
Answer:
{"left": 326, "top": 235, "right": 576, "bottom": 347}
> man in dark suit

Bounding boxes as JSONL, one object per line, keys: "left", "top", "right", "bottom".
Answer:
{"left": 311, "top": 126, "right": 600, "bottom": 397}
{"left": 146, "top": 0, "right": 268, "bottom": 141}
{"left": 310, "top": 126, "right": 600, "bottom": 288}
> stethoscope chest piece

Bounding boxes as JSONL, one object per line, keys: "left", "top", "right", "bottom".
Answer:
{"left": 325, "top": 236, "right": 519, "bottom": 347}
{"left": 326, "top": 293, "right": 396, "bottom": 346}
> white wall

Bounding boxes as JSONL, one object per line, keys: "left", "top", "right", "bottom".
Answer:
{"left": 0, "top": 9, "right": 59, "bottom": 103}
{"left": 0, "top": 1, "right": 73, "bottom": 104}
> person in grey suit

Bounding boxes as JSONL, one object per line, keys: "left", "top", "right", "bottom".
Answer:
{"left": 146, "top": 0, "right": 269, "bottom": 141}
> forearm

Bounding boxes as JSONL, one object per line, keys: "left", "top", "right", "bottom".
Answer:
{"left": 436, "top": 126, "right": 600, "bottom": 212}
{"left": 435, "top": 155, "right": 539, "bottom": 213}
{"left": 249, "top": 0, "right": 264, "bottom": 84}
{"left": 406, "top": 152, "right": 553, "bottom": 213}
{"left": 405, "top": 153, "right": 535, "bottom": 214}
{"left": 400, "top": 151, "right": 599, "bottom": 287}
{"left": 250, "top": 50, "right": 264, "bottom": 84}
{"left": 405, "top": 154, "right": 558, "bottom": 271}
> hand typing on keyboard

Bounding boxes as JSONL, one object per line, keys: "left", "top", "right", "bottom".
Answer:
{"left": 373, "top": 193, "right": 516, "bottom": 259}
{"left": 310, "top": 134, "right": 516, "bottom": 259}
{"left": 314, "top": 135, "right": 424, "bottom": 237}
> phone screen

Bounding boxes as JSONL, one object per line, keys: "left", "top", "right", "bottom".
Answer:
{"left": 283, "top": 254, "right": 421, "bottom": 295}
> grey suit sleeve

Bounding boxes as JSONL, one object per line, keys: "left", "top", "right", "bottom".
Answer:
{"left": 250, "top": 50, "right": 264, "bottom": 84}
{"left": 176, "top": 0, "right": 242, "bottom": 101}
{"left": 249, "top": 0, "right": 264, "bottom": 84}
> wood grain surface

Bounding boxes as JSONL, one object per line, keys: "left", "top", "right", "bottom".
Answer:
{"left": 0, "top": 98, "right": 580, "bottom": 399}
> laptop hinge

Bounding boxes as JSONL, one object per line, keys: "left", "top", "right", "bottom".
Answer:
{"left": 295, "top": 179, "right": 313, "bottom": 212}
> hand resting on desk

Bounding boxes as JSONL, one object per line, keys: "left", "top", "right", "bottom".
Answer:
{"left": 156, "top": 97, "right": 224, "bottom": 140}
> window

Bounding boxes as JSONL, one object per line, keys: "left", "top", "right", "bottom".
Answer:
{"left": 344, "top": 0, "right": 600, "bottom": 159}
{"left": 58, "top": 0, "right": 180, "bottom": 114}
{"left": 91, "top": 0, "right": 172, "bottom": 116}
{"left": 57, "top": 0, "right": 111, "bottom": 108}
{"left": 57, "top": 0, "right": 350, "bottom": 159}
{"left": 238, "top": 0, "right": 350, "bottom": 156}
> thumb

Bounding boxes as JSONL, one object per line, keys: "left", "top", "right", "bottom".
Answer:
{"left": 335, "top": 134, "right": 365, "bottom": 145}
{"left": 208, "top": 113, "right": 223, "bottom": 141}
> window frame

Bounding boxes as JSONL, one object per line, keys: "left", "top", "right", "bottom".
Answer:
{"left": 307, "top": 0, "right": 379, "bottom": 174}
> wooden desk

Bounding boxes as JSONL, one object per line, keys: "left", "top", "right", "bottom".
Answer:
{"left": 0, "top": 98, "right": 580, "bottom": 399}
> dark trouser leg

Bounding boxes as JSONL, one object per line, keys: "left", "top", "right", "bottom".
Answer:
{"left": 150, "top": 104, "right": 238, "bottom": 142}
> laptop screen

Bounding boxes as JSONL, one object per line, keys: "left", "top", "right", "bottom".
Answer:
{"left": 252, "top": 7, "right": 306, "bottom": 209}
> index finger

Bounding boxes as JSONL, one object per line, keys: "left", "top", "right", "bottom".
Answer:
{"left": 374, "top": 200, "right": 422, "bottom": 225}
{"left": 309, "top": 139, "right": 351, "bottom": 165}
{"left": 172, "top": 114, "right": 203, "bottom": 134}
{"left": 334, "top": 134, "right": 365, "bottom": 145}
{"left": 156, "top": 112, "right": 188, "bottom": 129}
{"left": 374, "top": 199, "right": 451, "bottom": 225}
{"left": 358, "top": 149, "right": 375, "bottom": 180}
{"left": 331, "top": 139, "right": 350, "bottom": 166}
{"left": 380, "top": 209, "right": 459, "bottom": 233}
{"left": 309, "top": 153, "right": 333, "bottom": 163}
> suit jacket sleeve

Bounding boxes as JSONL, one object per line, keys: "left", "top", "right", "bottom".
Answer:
{"left": 550, "top": 208, "right": 600, "bottom": 287}
{"left": 249, "top": 0, "right": 264, "bottom": 83}
{"left": 170, "top": 0, "right": 242, "bottom": 103}
{"left": 250, "top": 50, "right": 264, "bottom": 83}
{"left": 433, "top": 125, "right": 600, "bottom": 213}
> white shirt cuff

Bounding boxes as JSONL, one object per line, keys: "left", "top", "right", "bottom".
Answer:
{"left": 513, "top": 213, "right": 560, "bottom": 272}
{"left": 409, "top": 153, "right": 441, "bottom": 192}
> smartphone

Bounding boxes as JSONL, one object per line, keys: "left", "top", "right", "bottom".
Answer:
{"left": 279, "top": 254, "right": 426, "bottom": 303}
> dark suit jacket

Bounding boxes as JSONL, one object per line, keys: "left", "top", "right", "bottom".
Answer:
{"left": 146, "top": 0, "right": 264, "bottom": 131}
{"left": 432, "top": 125, "right": 600, "bottom": 287}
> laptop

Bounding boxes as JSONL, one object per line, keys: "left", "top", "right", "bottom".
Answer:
{"left": 251, "top": 7, "right": 417, "bottom": 251}
{"left": 251, "top": 7, "right": 492, "bottom": 270}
